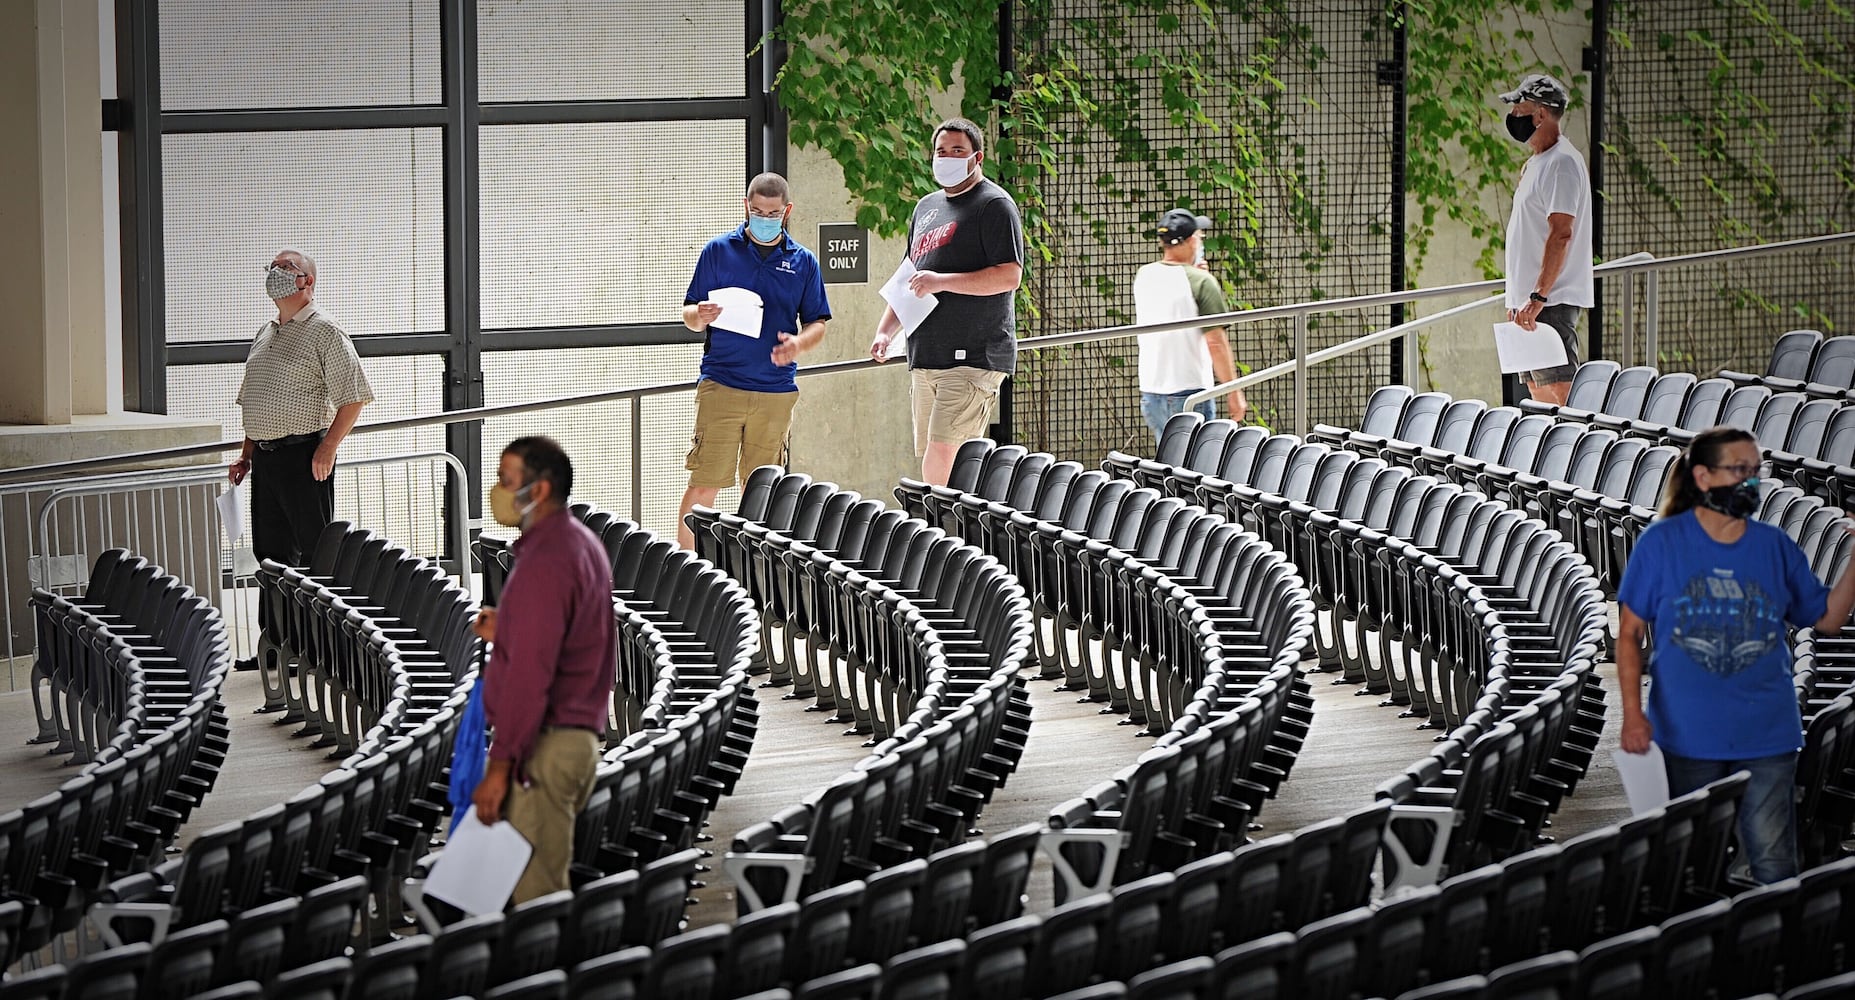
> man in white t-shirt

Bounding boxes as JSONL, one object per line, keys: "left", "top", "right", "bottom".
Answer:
{"left": 1132, "top": 208, "right": 1242, "bottom": 444}
{"left": 1500, "top": 73, "right": 1594, "bottom": 405}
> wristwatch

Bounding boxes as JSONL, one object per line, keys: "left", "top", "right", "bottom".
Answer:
{"left": 1528, "top": 291, "right": 1549, "bottom": 304}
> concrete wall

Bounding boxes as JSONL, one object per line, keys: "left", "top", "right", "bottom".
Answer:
{"left": 1404, "top": 3, "right": 1594, "bottom": 403}
{"left": 783, "top": 81, "right": 971, "bottom": 499}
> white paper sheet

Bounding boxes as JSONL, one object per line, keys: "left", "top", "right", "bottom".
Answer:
{"left": 879, "top": 258, "right": 940, "bottom": 349}
{"left": 1492, "top": 321, "right": 1570, "bottom": 374}
{"left": 707, "top": 286, "right": 764, "bottom": 339}
{"left": 1612, "top": 743, "right": 1670, "bottom": 815}
{"left": 216, "top": 486, "right": 244, "bottom": 543}
{"left": 423, "top": 812, "right": 533, "bottom": 914}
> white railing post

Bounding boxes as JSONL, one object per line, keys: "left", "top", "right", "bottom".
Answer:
{"left": 1644, "top": 270, "right": 1660, "bottom": 368}
{"left": 1616, "top": 273, "right": 1635, "bottom": 367}
{"left": 1293, "top": 312, "right": 1310, "bottom": 436}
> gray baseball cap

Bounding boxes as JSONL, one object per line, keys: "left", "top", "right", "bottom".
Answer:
{"left": 1499, "top": 73, "right": 1570, "bottom": 110}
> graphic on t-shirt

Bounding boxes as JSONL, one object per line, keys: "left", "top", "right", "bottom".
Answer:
{"left": 1669, "top": 568, "right": 1783, "bottom": 677}
{"left": 913, "top": 221, "right": 957, "bottom": 259}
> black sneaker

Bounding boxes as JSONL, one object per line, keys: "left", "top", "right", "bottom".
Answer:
{"left": 233, "top": 656, "right": 259, "bottom": 672}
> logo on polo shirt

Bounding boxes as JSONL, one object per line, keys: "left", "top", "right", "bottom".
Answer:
{"left": 776, "top": 259, "right": 798, "bottom": 275}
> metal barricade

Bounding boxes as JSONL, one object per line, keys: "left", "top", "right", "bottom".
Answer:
{"left": 2, "top": 451, "right": 468, "bottom": 691}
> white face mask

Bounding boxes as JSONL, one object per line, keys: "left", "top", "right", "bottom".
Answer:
{"left": 932, "top": 154, "right": 975, "bottom": 188}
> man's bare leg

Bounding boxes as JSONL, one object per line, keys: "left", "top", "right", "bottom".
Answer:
{"left": 1528, "top": 380, "right": 1572, "bottom": 405}
{"left": 677, "top": 484, "right": 722, "bottom": 550}
{"left": 922, "top": 441, "right": 957, "bottom": 487}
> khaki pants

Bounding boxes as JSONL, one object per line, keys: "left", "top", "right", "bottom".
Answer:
{"left": 505, "top": 727, "right": 599, "bottom": 905}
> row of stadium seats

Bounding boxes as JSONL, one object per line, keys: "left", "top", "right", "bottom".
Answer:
{"left": 692, "top": 470, "right": 1038, "bottom": 910}
{"left": 6, "top": 552, "right": 231, "bottom": 969}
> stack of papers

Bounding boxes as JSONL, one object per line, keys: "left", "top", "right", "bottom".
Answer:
{"left": 879, "top": 258, "right": 941, "bottom": 357}
{"left": 707, "top": 287, "right": 764, "bottom": 339}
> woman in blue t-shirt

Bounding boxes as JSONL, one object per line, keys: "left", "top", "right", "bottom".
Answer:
{"left": 1616, "top": 426, "right": 1855, "bottom": 883}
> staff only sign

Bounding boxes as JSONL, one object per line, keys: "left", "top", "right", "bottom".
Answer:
{"left": 818, "top": 223, "right": 868, "bottom": 284}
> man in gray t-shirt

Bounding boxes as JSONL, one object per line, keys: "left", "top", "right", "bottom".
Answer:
{"left": 872, "top": 117, "right": 1025, "bottom": 486}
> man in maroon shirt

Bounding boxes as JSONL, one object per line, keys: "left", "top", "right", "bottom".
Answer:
{"left": 471, "top": 436, "right": 615, "bottom": 904}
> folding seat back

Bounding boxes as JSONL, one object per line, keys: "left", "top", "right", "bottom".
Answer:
{"left": 565, "top": 944, "right": 652, "bottom": 1000}
{"left": 1156, "top": 412, "right": 1206, "bottom": 466}
{"left": 1307, "top": 450, "right": 1360, "bottom": 512}
{"left": 1059, "top": 472, "right": 1113, "bottom": 532}
{"left": 1496, "top": 415, "right": 1555, "bottom": 471}
{"left": 62, "top": 941, "right": 152, "bottom": 1000}
{"left": 1637, "top": 372, "right": 1696, "bottom": 427}
{"left": 492, "top": 890, "right": 572, "bottom": 985}
{"left": 1627, "top": 447, "right": 1680, "bottom": 508}
{"left": 1005, "top": 453, "right": 1056, "bottom": 510}
{"left": 1809, "top": 335, "right": 1855, "bottom": 389}
{"left": 1718, "top": 385, "right": 1772, "bottom": 431}
{"left": 642, "top": 923, "right": 730, "bottom": 1000}
{"left": 788, "top": 483, "right": 840, "bottom": 542}
{"left": 1768, "top": 329, "right": 1826, "bottom": 379}
{"left": 1247, "top": 435, "right": 1301, "bottom": 492}
{"left": 848, "top": 859, "right": 923, "bottom": 965}
{"left": 1427, "top": 864, "right": 1502, "bottom": 980}
{"left": 1675, "top": 378, "right": 1732, "bottom": 431}
{"left": 1528, "top": 422, "right": 1587, "bottom": 479}
{"left": 1220, "top": 834, "right": 1294, "bottom": 944}
{"left": 1466, "top": 407, "right": 1522, "bottom": 464}
{"left": 1786, "top": 397, "right": 1841, "bottom": 458}
{"left": 1026, "top": 895, "right": 1112, "bottom": 997}
{"left": 1565, "top": 361, "right": 1621, "bottom": 412}
{"left": 975, "top": 446, "right": 1028, "bottom": 502}
{"left": 1209, "top": 932, "right": 1297, "bottom": 1000}
{"left": 1366, "top": 886, "right": 1438, "bottom": 998}
{"left": 1099, "top": 874, "right": 1174, "bottom": 984}
{"left": 1590, "top": 438, "right": 1647, "bottom": 500}
{"left": 1818, "top": 405, "right": 1855, "bottom": 465}
{"left": 1599, "top": 366, "right": 1656, "bottom": 418}
{"left": 957, "top": 914, "right": 1040, "bottom": 1000}
{"left": 1563, "top": 430, "right": 1621, "bottom": 489}
{"left": 1293, "top": 908, "right": 1371, "bottom": 1000}
{"left": 1358, "top": 385, "right": 1415, "bottom": 437}
{"left": 1277, "top": 443, "right": 1332, "bottom": 503}
{"left": 1754, "top": 392, "right": 1805, "bottom": 448}
{"left": 1334, "top": 458, "right": 1389, "bottom": 520}
{"left": 1125, "top": 956, "right": 1215, "bottom": 998}
{"left": 737, "top": 466, "right": 785, "bottom": 521}
{"left": 946, "top": 439, "right": 997, "bottom": 493}
{"left": 1432, "top": 400, "right": 1488, "bottom": 455}
{"left": 1395, "top": 392, "right": 1453, "bottom": 446}
{"left": 1790, "top": 857, "right": 1855, "bottom": 985}
{"left": 882, "top": 938, "right": 967, "bottom": 1000}
{"left": 1358, "top": 466, "right": 1413, "bottom": 531}
{"left": 1484, "top": 950, "right": 1579, "bottom": 998}
{"left": 1215, "top": 426, "right": 1272, "bottom": 484}
{"left": 1183, "top": 421, "right": 1238, "bottom": 474}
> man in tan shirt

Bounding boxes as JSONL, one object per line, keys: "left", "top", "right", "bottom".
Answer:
{"left": 229, "top": 250, "right": 373, "bottom": 670}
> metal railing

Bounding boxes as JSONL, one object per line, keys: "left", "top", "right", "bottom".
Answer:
{"left": 1181, "top": 234, "right": 1855, "bottom": 430}
{"left": 3, "top": 232, "right": 1847, "bottom": 490}
{"left": 1, "top": 451, "right": 467, "bottom": 691}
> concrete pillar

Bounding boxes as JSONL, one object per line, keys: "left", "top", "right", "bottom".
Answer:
{"left": 0, "top": 0, "right": 109, "bottom": 426}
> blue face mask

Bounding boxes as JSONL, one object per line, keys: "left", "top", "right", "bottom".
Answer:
{"left": 747, "top": 215, "right": 785, "bottom": 244}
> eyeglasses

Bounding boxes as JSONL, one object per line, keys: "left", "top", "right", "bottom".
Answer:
{"left": 266, "top": 262, "right": 304, "bottom": 275}
{"left": 1706, "top": 462, "right": 1762, "bottom": 479}
{"left": 746, "top": 208, "right": 787, "bottom": 220}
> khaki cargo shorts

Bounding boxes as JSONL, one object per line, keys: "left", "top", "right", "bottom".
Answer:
{"left": 911, "top": 366, "right": 1007, "bottom": 456}
{"left": 685, "top": 380, "right": 799, "bottom": 488}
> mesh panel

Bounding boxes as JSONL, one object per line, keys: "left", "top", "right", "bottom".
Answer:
{"left": 159, "top": 0, "right": 440, "bottom": 110}
{"left": 478, "top": 0, "right": 747, "bottom": 101}
{"left": 1604, "top": 1, "right": 1855, "bottom": 373}
{"left": 1011, "top": 2, "right": 1396, "bottom": 460}
{"left": 479, "top": 123, "right": 746, "bottom": 329}
{"left": 162, "top": 130, "right": 445, "bottom": 343}
{"left": 481, "top": 346, "right": 727, "bottom": 540}
{"left": 165, "top": 356, "right": 450, "bottom": 563}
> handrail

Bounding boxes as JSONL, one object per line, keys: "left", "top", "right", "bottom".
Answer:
{"left": 2, "top": 230, "right": 1850, "bottom": 484}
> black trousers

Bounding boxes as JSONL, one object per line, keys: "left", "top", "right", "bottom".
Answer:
{"left": 251, "top": 437, "right": 334, "bottom": 636}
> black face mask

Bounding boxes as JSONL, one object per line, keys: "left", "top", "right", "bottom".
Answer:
{"left": 1698, "top": 478, "right": 1760, "bottom": 519}
{"left": 1505, "top": 111, "right": 1538, "bottom": 143}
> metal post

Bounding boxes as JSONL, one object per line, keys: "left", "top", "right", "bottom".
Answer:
{"left": 1643, "top": 270, "right": 1660, "bottom": 369}
{"left": 1293, "top": 313, "right": 1309, "bottom": 435}
{"left": 631, "top": 395, "right": 644, "bottom": 521}
{"left": 1616, "top": 274, "right": 1634, "bottom": 366}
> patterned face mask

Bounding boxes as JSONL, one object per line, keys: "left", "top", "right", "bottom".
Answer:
{"left": 266, "top": 267, "right": 301, "bottom": 301}
{"left": 1699, "top": 478, "right": 1760, "bottom": 519}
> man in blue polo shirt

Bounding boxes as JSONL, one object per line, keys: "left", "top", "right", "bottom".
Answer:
{"left": 677, "top": 172, "right": 831, "bottom": 549}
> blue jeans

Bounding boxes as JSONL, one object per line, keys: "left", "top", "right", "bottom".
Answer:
{"left": 1141, "top": 390, "right": 1214, "bottom": 444}
{"left": 1663, "top": 750, "right": 1799, "bottom": 884}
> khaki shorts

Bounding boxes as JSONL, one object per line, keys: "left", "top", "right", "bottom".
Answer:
{"left": 911, "top": 367, "right": 1007, "bottom": 456}
{"left": 685, "top": 380, "right": 800, "bottom": 488}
